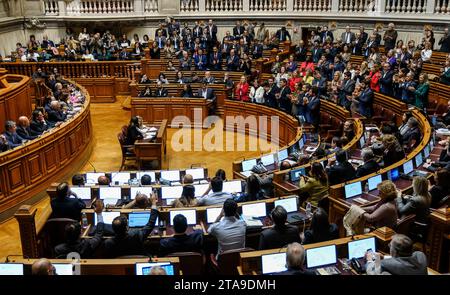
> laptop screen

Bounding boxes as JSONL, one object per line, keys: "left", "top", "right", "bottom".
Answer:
{"left": 277, "top": 149, "right": 288, "bottom": 162}
{"left": 169, "top": 209, "right": 197, "bottom": 226}
{"left": 260, "top": 154, "right": 275, "bottom": 166}
{"left": 298, "top": 137, "right": 305, "bottom": 150}
{"left": 415, "top": 153, "right": 423, "bottom": 167}
{"left": 99, "top": 187, "right": 121, "bottom": 200}
{"left": 135, "top": 263, "right": 174, "bottom": 275}
{"left": 403, "top": 160, "right": 414, "bottom": 175}
{"left": 222, "top": 180, "right": 242, "bottom": 193}
{"left": 306, "top": 245, "right": 337, "bottom": 268}
{"left": 344, "top": 182, "right": 362, "bottom": 199}
{"left": 0, "top": 263, "right": 24, "bottom": 275}
{"left": 70, "top": 187, "right": 92, "bottom": 200}
{"left": 423, "top": 145, "right": 430, "bottom": 158}
{"left": 160, "top": 170, "right": 181, "bottom": 182}
{"left": 274, "top": 197, "right": 297, "bottom": 213}
{"left": 206, "top": 207, "right": 223, "bottom": 224}
{"left": 95, "top": 211, "right": 120, "bottom": 225}
{"left": 194, "top": 184, "right": 210, "bottom": 197}
{"left": 111, "top": 172, "right": 131, "bottom": 185}
{"left": 130, "top": 187, "right": 153, "bottom": 199}
{"left": 388, "top": 168, "right": 400, "bottom": 181}
{"left": 242, "top": 159, "right": 257, "bottom": 172}
{"left": 367, "top": 174, "right": 382, "bottom": 191}
{"left": 242, "top": 202, "right": 267, "bottom": 218}
{"left": 136, "top": 172, "right": 156, "bottom": 183}
{"left": 290, "top": 168, "right": 305, "bottom": 182}
{"left": 348, "top": 237, "right": 377, "bottom": 259}
{"left": 261, "top": 253, "right": 287, "bottom": 274}
{"left": 185, "top": 168, "right": 205, "bottom": 180}
{"left": 359, "top": 136, "right": 365, "bottom": 149}
{"left": 161, "top": 186, "right": 183, "bottom": 199}
{"left": 129, "top": 212, "right": 151, "bottom": 227}
{"left": 85, "top": 172, "right": 106, "bottom": 184}
{"left": 53, "top": 263, "right": 73, "bottom": 275}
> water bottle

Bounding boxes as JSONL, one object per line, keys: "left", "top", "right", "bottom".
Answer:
{"left": 374, "top": 253, "right": 381, "bottom": 274}
{"left": 81, "top": 212, "right": 88, "bottom": 229}
{"left": 305, "top": 202, "right": 312, "bottom": 217}
{"left": 364, "top": 182, "right": 369, "bottom": 194}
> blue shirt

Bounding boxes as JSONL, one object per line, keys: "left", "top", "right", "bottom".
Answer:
{"left": 197, "top": 191, "right": 233, "bottom": 206}
{"left": 208, "top": 216, "right": 246, "bottom": 255}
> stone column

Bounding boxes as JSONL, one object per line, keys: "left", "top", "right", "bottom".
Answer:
{"left": 159, "top": 0, "right": 180, "bottom": 14}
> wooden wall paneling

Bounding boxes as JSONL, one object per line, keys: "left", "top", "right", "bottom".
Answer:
{"left": 153, "top": 106, "right": 168, "bottom": 123}
{"left": 115, "top": 77, "right": 130, "bottom": 95}
{"left": 26, "top": 153, "right": 44, "bottom": 184}
{"left": 6, "top": 160, "right": 26, "bottom": 193}
{"left": 43, "top": 145, "right": 58, "bottom": 174}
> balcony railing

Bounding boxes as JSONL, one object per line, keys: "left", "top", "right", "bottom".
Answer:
{"left": 42, "top": 0, "right": 450, "bottom": 16}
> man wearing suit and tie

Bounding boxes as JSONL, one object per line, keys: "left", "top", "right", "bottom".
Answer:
{"left": 226, "top": 49, "right": 239, "bottom": 71}
{"left": 206, "top": 19, "right": 218, "bottom": 43}
{"left": 47, "top": 101, "right": 67, "bottom": 125}
{"left": 305, "top": 86, "right": 321, "bottom": 132}
{"left": 277, "top": 78, "right": 292, "bottom": 114}
{"left": 355, "top": 81, "right": 374, "bottom": 118}
{"left": 198, "top": 82, "right": 217, "bottom": 115}
{"left": 155, "top": 81, "right": 168, "bottom": 97}
{"left": 50, "top": 182, "right": 86, "bottom": 221}
{"left": 379, "top": 63, "right": 394, "bottom": 96}
{"left": 320, "top": 26, "right": 334, "bottom": 44}
{"left": 233, "top": 21, "right": 245, "bottom": 37}
{"left": 311, "top": 41, "right": 323, "bottom": 63}
{"left": 159, "top": 214, "right": 203, "bottom": 256}
{"left": 340, "top": 71, "right": 356, "bottom": 109}
{"left": 3, "top": 120, "right": 25, "bottom": 148}
{"left": 312, "top": 70, "right": 327, "bottom": 97}
{"left": 364, "top": 34, "right": 379, "bottom": 57}
{"left": 209, "top": 46, "right": 222, "bottom": 70}
{"left": 341, "top": 26, "right": 356, "bottom": 45}
{"left": 400, "top": 72, "right": 417, "bottom": 104}
{"left": 359, "top": 26, "right": 369, "bottom": 44}
{"left": 352, "top": 32, "right": 364, "bottom": 55}
{"left": 202, "top": 71, "right": 216, "bottom": 84}
{"left": 16, "top": 116, "right": 39, "bottom": 140}
{"left": 155, "top": 30, "right": 167, "bottom": 49}
{"left": 192, "top": 21, "right": 203, "bottom": 39}
{"left": 276, "top": 27, "right": 291, "bottom": 42}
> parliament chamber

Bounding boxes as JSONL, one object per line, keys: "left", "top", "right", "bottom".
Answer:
{"left": 0, "top": 1, "right": 450, "bottom": 283}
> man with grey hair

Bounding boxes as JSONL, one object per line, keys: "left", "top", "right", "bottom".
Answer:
{"left": 383, "top": 23, "right": 397, "bottom": 51}
{"left": 402, "top": 117, "right": 421, "bottom": 150}
{"left": 3, "top": 120, "right": 25, "bottom": 148}
{"left": 47, "top": 100, "right": 67, "bottom": 125}
{"left": 277, "top": 242, "right": 315, "bottom": 275}
{"left": 341, "top": 26, "right": 355, "bottom": 45}
{"left": 365, "top": 234, "right": 427, "bottom": 275}
{"left": 31, "top": 258, "right": 55, "bottom": 275}
{"left": 356, "top": 147, "right": 380, "bottom": 178}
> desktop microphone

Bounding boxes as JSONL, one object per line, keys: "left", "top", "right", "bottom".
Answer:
{"left": 87, "top": 160, "right": 97, "bottom": 173}
{"left": 5, "top": 254, "right": 30, "bottom": 263}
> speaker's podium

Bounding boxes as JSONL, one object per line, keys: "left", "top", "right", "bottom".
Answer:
{"left": 134, "top": 119, "right": 167, "bottom": 170}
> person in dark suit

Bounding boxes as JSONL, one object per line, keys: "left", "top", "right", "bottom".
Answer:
{"left": 192, "top": 21, "right": 203, "bottom": 40}
{"left": 226, "top": 49, "right": 239, "bottom": 71}
{"left": 154, "top": 81, "right": 168, "bottom": 97}
{"left": 326, "top": 150, "right": 356, "bottom": 186}
{"left": 50, "top": 182, "right": 86, "bottom": 221}
{"left": 3, "top": 120, "right": 25, "bottom": 148}
{"left": 206, "top": 19, "right": 218, "bottom": 43}
{"left": 302, "top": 208, "right": 339, "bottom": 244}
{"left": 340, "top": 71, "right": 356, "bottom": 109}
{"left": 159, "top": 214, "right": 203, "bottom": 256}
{"left": 276, "top": 242, "right": 316, "bottom": 275}
{"left": 233, "top": 21, "right": 245, "bottom": 37}
{"left": 438, "top": 27, "right": 450, "bottom": 52}
{"left": 311, "top": 41, "right": 323, "bottom": 63}
{"left": 305, "top": 86, "right": 321, "bottom": 131}
{"left": 47, "top": 101, "right": 67, "bottom": 124}
{"left": 208, "top": 46, "right": 222, "bottom": 70}
{"left": 398, "top": 46, "right": 412, "bottom": 69}
{"left": 355, "top": 81, "right": 374, "bottom": 118}
{"left": 295, "top": 40, "right": 307, "bottom": 62}
{"left": 104, "top": 196, "right": 158, "bottom": 258}
{"left": 356, "top": 148, "right": 380, "bottom": 178}
{"left": 125, "top": 116, "right": 143, "bottom": 145}
{"left": 379, "top": 63, "right": 394, "bottom": 96}
{"left": 359, "top": 26, "right": 369, "bottom": 44}
{"left": 276, "top": 27, "right": 291, "bottom": 42}
{"left": 198, "top": 82, "right": 217, "bottom": 115}
{"left": 312, "top": 70, "right": 327, "bottom": 97}
{"left": 251, "top": 40, "right": 263, "bottom": 59}
{"left": 399, "top": 72, "right": 417, "bottom": 104}
{"left": 341, "top": 26, "right": 356, "bottom": 45}
{"left": 259, "top": 206, "right": 301, "bottom": 250}
{"left": 0, "top": 135, "right": 9, "bottom": 152}
{"left": 320, "top": 26, "right": 334, "bottom": 44}
{"left": 30, "top": 109, "right": 50, "bottom": 135}
{"left": 263, "top": 82, "right": 278, "bottom": 108}
{"left": 364, "top": 34, "right": 379, "bottom": 57}
{"left": 54, "top": 200, "right": 105, "bottom": 258}
{"left": 277, "top": 78, "right": 292, "bottom": 113}
{"left": 16, "top": 116, "right": 39, "bottom": 140}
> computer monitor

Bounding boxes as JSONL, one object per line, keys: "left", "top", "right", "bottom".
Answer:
{"left": 359, "top": 136, "right": 365, "bottom": 148}
{"left": 298, "top": 137, "right": 305, "bottom": 150}
{"left": 0, "top": 263, "right": 24, "bottom": 275}
{"left": 403, "top": 160, "right": 414, "bottom": 175}
{"left": 347, "top": 237, "right": 377, "bottom": 260}
{"left": 274, "top": 197, "right": 297, "bottom": 213}
{"left": 367, "top": 174, "right": 382, "bottom": 191}
{"left": 261, "top": 253, "right": 287, "bottom": 274}
{"left": 415, "top": 152, "right": 424, "bottom": 167}
{"left": 136, "top": 172, "right": 156, "bottom": 184}
{"left": 160, "top": 170, "right": 181, "bottom": 182}
{"left": 260, "top": 154, "right": 275, "bottom": 166}
{"left": 111, "top": 172, "right": 131, "bottom": 185}
{"left": 277, "top": 149, "right": 288, "bottom": 162}
{"left": 387, "top": 168, "right": 400, "bottom": 181}
{"left": 222, "top": 180, "right": 243, "bottom": 193}
{"left": 290, "top": 168, "right": 305, "bottom": 182}
{"left": 306, "top": 245, "right": 337, "bottom": 269}
{"left": 85, "top": 172, "right": 106, "bottom": 184}
{"left": 129, "top": 187, "right": 153, "bottom": 199}
{"left": 53, "top": 264, "right": 74, "bottom": 275}
{"left": 242, "top": 159, "right": 257, "bottom": 172}
{"left": 70, "top": 187, "right": 91, "bottom": 200}
{"left": 241, "top": 202, "right": 267, "bottom": 218}
{"left": 194, "top": 184, "right": 210, "bottom": 197}
{"left": 99, "top": 187, "right": 122, "bottom": 206}
{"left": 135, "top": 263, "right": 174, "bottom": 275}
{"left": 161, "top": 186, "right": 183, "bottom": 199}
{"left": 169, "top": 209, "right": 197, "bottom": 226}
{"left": 206, "top": 207, "right": 223, "bottom": 224}
{"left": 185, "top": 168, "right": 205, "bottom": 180}
{"left": 344, "top": 182, "right": 362, "bottom": 199}
{"left": 95, "top": 211, "right": 120, "bottom": 225}
{"left": 128, "top": 212, "right": 151, "bottom": 227}
{"left": 423, "top": 144, "right": 430, "bottom": 159}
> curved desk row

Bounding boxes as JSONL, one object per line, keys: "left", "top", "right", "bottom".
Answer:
{"left": 0, "top": 80, "right": 93, "bottom": 214}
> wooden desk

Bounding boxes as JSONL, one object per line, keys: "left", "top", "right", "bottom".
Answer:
{"left": 134, "top": 120, "right": 168, "bottom": 170}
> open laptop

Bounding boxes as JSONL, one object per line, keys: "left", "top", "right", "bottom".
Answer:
{"left": 70, "top": 187, "right": 93, "bottom": 206}
{"left": 53, "top": 263, "right": 74, "bottom": 275}
{"left": 136, "top": 171, "right": 156, "bottom": 184}
{"left": 85, "top": 172, "right": 106, "bottom": 185}
{"left": 206, "top": 207, "right": 223, "bottom": 224}
{"left": 160, "top": 185, "right": 183, "bottom": 205}
{"left": 222, "top": 180, "right": 243, "bottom": 194}
{"left": 348, "top": 237, "right": 376, "bottom": 260}
{"left": 135, "top": 262, "right": 174, "bottom": 275}
{"left": 242, "top": 158, "right": 257, "bottom": 173}
{"left": 367, "top": 174, "right": 383, "bottom": 191}
{"left": 260, "top": 154, "right": 275, "bottom": 167}
{"left": 289, "top": 167, "right": 306, "bottom": 183}
{"left": 185, "top": 168, "right": 205, "bottom": 180}
{"left": 261, "top": 253, "right": 287, "bottom": 274}
{"left": 194, "top": 183, "right": 210, "bottom": 197}
{"left": 99, "top": 187, "right": 122, "bottom": 206}
{"left": 169, "top": 209, "right": 197, "bottom": 226}
{"left": 111, "top": 172, "right": 131, "bottom": 185}
{"left": 160, "top": 170, "right": 181, "bottom": 183}
{"left": 95, "top": 211, "right": 120, "bottom": 225}
{"left": 241, "top": 202, "right": 266, "bottom": 227}
{"left": 0, "top": 263, "right": 24, "bottom": 275}
{"left": 129, "top": 187, "right": 153, "bottom": 199}
{"left": 306, "top": 245, "right": 340, "bottom": 275}
{"left": 274, "top": 197, "right": 304, "bottom": 224}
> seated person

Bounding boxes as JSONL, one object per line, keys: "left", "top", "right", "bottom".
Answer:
{"left": 54, "top": 200, "right": 105, "bottom": 258}
{"left": 104, "top": 194, "right": 158, "bottom": 258}
{"left": 154, "top": 81, "right": 168, "bottom": 97}
{"left": 172, "top": 185, "right": 197, "bottom": 208}
{"left": 180, "top": 84, "right": 194, "bottom": 98}
{"left": 208, "top": 199, "right": 246, "bottom": 256}
{"left": 16, "top": 116, "right": 39, "bottom": 140}
{"left": 301, "top": 208, "right": 339, "bottom": 244}
{"left": 0, "top": 135, "right": 10, "bottom": 152}
{"left": 159, "top": 214, "right": 203, "bottom": 256}
{"left": 401, "top": 117, "right": 421, "bottom": 151}
{"left": 182, "top": 174, "right": 194, "bottom": 185}
{"left": 355, "top": 147, "right": 380, "bottom": 177}
{"left": 47, "top": 101, "right": 67, "bottom": 124}
{"left": 298, "top": 162, "right": 329, "bottom": 207}
{"left": 139, "top": 86, "right": 153, "bottom": 97}
{"left": 71, "top": 174, "right": 85, "bottom": 186}
{"left": 3, "top": 120, "right": 25, "bottom": 148}
{"left": 50, "top": 182, "right": 86, "bottom": 221}
{"left": 202, "top": 71, "right": 216, "bottom": 84}
{"left": 259, "top": 206, "right": 301, "bottom": 250}
{"left": 30, "top": 109, "right": 50, "bottom": 135}
{"left": 276, "top": 242, "right": 316, "bottom": 275}
{"left": 140, "top": 174, "right": 152, "bottom": 185}
{"left": 97, "top": 175, "right": 110, "bottom": 186}
{"left": 326, "top": 150, "right": 356, "bottom": 185}
{"left": 365, "top": 234, "right": 427, "bottom": 275}
{"left": 429, "top": 168, "right": 450, "bottom": 209}
{"left": 123, "top": 193, "right": 152, "bottom": 209}
{"left": 234, "top": 175, "right": 266, "bottom": 202}
{"left": 326, "top": 136, "right": 343, "bottom": 155}
{"left": 381, "top": 134, "right": 405, "bottom": 167}
{"left": 197, "top": 177, "right": 233, "bottom": 206}
{"left": 31, "top": 259, "right": 55, "bottom": 276}
{"left": 397, "top": 176, "right": 431, "bottom": 224}
{"left": 362, "top": 180, "right": 398, "bottom": 229}
{"left": 342, "top": 120, "right": 355, "bottom": 141}
{"left": 125, "top": 116, "right": 143, "bottom": 145}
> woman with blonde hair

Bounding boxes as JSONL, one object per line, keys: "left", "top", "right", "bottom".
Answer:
{"left": 362, "top": 180, "right": 398, "bottom": 229}
{"left": 413, "top": 73, "right": 429, "bottom": 110}
{"left": 397, "top": 176, "right": 431, "bottom": 224}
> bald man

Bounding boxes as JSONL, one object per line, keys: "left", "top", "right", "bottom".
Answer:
{"left": 123, "top": 193, "right": 150, "bottom": 209}
{"left": 31, "top": 258, "right": 55, "bottom": 275}
{"left": 98, "top": 175, "right": 110, "bottom": 185}
{"left": 16, "top": 116, "right": 39, "bottom": 140}
{"left": 47, "top": 100, "right": 67, "bottom": 124}
{"left": 182, "top": 174, "right": 194, "bottom": 185}
{"left": 149, "top": 266, "right": 167, "bottom": 275}
{"left": 278, "top": 242, "right": 316, "bottom": 275}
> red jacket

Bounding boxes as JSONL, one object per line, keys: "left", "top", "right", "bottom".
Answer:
{"left": 235, "top": 82, "right": 250, "bottom": 101}
{"left": 369, "top": 71, "right": 381, "bottom": 92}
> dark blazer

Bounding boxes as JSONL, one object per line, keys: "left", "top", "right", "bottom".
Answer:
{"left": 439, "top": 34, "right": 450, "bottom": 52}
{"left": 355, "top": 159, "right": 380, "bottom": 178}
{"left": 104, "top": 209, "right": 158, "bottom": 258}
{"left": 159, "top": 230, "right": 203, "bottom": 256}
{"left": 358, "top": 88, "right": 374, "bottom": 118}
{"left": 341, "top": 32, "right": 356, "bottom": 44}
{"left": 397, "top": 195, "right": 430, "bottom": 224}
{"left": 430, "top": 185, "right": 449, "bottom": 209}
{"left": 3, "top": 131, "right": 24, "bottom": 148}
{"left": 360, "top": 31, "right": 369, "bottom": 44}
{"left": 55, "top": 222, "right": 104, "bottom": 258}
{"left": 233, "top": 26, "right": 245, "bottom": 37}
{"left": 47, "top": 109, "right": 67, "bottom": 123}
{"left": 278, "top": 86, "right": 292, "bottom": 113}
{"left": 30, "top": 120, "right": 50, "bottom": 135}
{"left": 226, "top": 55, "right": 239, "bottom": 71}
{"left": 125, "top": 125, "right": 143, "bottom": 145}
{"left": 277, "top": 268, "right": 317, "bottom": 275}
{"left": 276, "top": 29, "right": 291, "bottom": 42}
{"left": 16, "top": 126, "right": 38, "bottom": 140}
{"left": 302, "top": 224, "right": 339, "bottom": 244}
{"left": 155, "top": 88, "right": 168, "bottom": 97}
{"left": 259, "top": 225, "right": 301, "bottom": 250}
{"left": 206, "top": 25, "right": 218, "bottom": 41}
{"left": 327, "top": 161, "right": 356, "bottom": 185}
{"left": 376, "top": 252, "right": 428, "bottom": 275}
{"left": 320, "top": 31, "right": 334, "bottom": 43}
{"left": 208, "top": 52, "right": 222, "bottom": 70}
{"left": 340, "top": 79, "right": 355, "bottom": 108}
{"left": 197, "top": 88, "right": 216, "bottom": 101}
{"left": 379, "top": 70, "right": 394, "bottom": 96}
{"left": 295, "top": 46, "right": 308, "bottom": 62}
{"left": 50, "top": 196, "right": 86, "bottom": 221}
{"left": 306, "top": 96, "right": 321, "bottom": 127}
{"left": 311, "top": 47, "right": 323, "bottom": 63}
